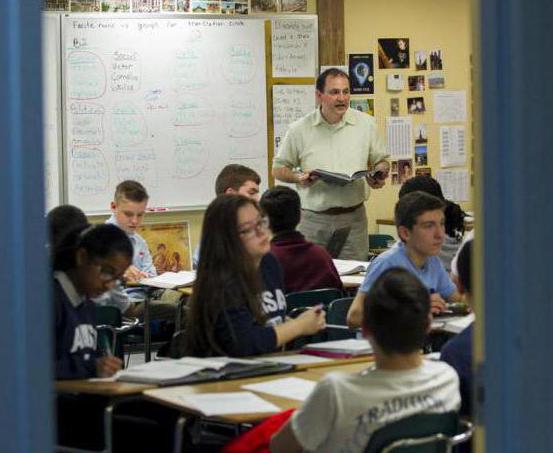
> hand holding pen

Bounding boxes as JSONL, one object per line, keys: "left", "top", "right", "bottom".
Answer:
{"left": 293, "top": 167, "right": 319, "bottom": 188}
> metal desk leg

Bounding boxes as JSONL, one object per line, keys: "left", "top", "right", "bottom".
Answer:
{"left": 144, "top": 289, "right": 152, "bottom": 362}
{"left": 103, "top": 404, "right": 114, "bottom": 453}
{"left": 173, "top": 415, "right": 187, "bottom": 453}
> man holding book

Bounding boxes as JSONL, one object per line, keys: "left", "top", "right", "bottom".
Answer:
{"left": 272, "top": 68, "right": 390, "bottom": 260}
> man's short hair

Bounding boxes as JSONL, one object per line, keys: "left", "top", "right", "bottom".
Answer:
{"left": 316, "top": 68, "right": 350, "bottom": 93}
{"left": 363, "top": 267, "right": 430, "bottom": 354}
{"left": 457, "top": 239, "right": 473, "bottom": 294}
{"left": 259, "top": 186, "right": 300, "bottom": 234}
{"left": 114, "top": 180, "right": 149, "bottom": 203}
{"left": 394, "top": 191, "right": 445, "bottom": 230}
{"left": 214, "top": 164, "right": 261, "bottom": 196}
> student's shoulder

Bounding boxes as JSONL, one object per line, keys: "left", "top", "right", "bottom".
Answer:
{"left": 260, "top": 252, "right": 282, "bottom": 272}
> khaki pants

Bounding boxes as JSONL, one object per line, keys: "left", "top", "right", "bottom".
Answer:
{"left": 299, "top": 204, "right": 369, "bottom": 261}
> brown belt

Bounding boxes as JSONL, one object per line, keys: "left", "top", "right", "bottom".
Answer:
{"left": 305, "top": 203, "right": 363, "bottom": 215}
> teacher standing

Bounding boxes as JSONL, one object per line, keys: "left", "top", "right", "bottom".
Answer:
{"left": 272, "top": 68, "right": 390, "bottom": 260}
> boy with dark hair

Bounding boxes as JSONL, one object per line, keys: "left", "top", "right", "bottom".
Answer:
{"left": 441, "top": 239, "right": 474, "bottom": 417}
{"left": 271, "top": 268, "right": 460, "bottom": 453}
{"left": 347, "top": 191, "right": 461, "bottom": 328}
{"left": 214, "top": 164, "right": 261, "bottom": 199}
{"left": 259, "top": 185, "right": 341, "bottom": 293}
{"left": 193, "top": 164, "right": 262, "bottom": 268}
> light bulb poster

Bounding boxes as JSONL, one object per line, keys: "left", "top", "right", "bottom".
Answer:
{"left": 348, "top": 54, "right": 374, "bottom": 95}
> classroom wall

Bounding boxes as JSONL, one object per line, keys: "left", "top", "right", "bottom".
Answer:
{"left": 344, "top": 0, "right": 473, "bottom": 233}
{"left": 92, "top": 0, "right": 472, "bottom": 254}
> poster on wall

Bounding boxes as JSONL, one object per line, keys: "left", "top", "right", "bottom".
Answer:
{"left": 378, "top": 38, "right": 410, "bottom": 69}
{"left": 138, "top": 221, "right": 192, "bottom": 273}
{"left": 348, "top": 54, "right": 374, "bottom": 94}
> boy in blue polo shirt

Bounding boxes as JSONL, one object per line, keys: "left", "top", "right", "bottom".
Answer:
{"left": 347, "top": 191, "right": 462, "bottom": 328}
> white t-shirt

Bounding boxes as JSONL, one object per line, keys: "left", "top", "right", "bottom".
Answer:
{"left": 291, "top": 359, "right": 460, "bottom": 453}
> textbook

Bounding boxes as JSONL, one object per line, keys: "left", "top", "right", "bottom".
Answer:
{"left": 332, "top": 259, "right": 370, "bottom": 275}
{"left": 139, "top": 271, "right": 196, "bottom": 289}
{"left": 301, "top": 339, "right": 373, "bottom": 358}
{"left": 116, "top": 357, "right": 294, "bottom": 386}
{"left": 311, "top": 168, "right": 380, "bottom": 186}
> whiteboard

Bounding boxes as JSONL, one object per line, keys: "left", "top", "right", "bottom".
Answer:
{"left": 43, "top": 13, "right": 63, "bottom": 211}
{"left": 62, "top": 15, "right": 268, "bottom": 213}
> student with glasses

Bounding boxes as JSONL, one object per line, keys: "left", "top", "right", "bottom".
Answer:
{"left": 52, "top": 223, "right": 132, "bottom": 379}
{"left": 184, "top": 195, "right": 326, "bottom": 357}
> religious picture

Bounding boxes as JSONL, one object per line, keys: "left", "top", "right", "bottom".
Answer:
{"left": 44, "top": 0, "right": 69, "bottom": 10}
{"left": 101, "top": 0, "right": 131, "bottom": 11}
{"left": 71, "top": 0, "right": 101, "bottom": 11}
{"left": 280, "top": 0, "right": 307, "bottom": 12}
{"left": 131, "top": 0, "right": 161, "bottom": 12}
{"left": 138, "top": 222, "right": 192, "bottom": 273}
{"left": 176, "top": 0, "right": 191, "bottom": 11}
{"left": 349, "top": 54, "right": 374, "bottom": 94}
{"left": 378, "top": 38, "right": 410, "bottom": 69}
{"left": 250, "top": 0, "right": 278, "bottom": 12}
{"left": 162, "top": 0, "right": 175, "bottom": 11}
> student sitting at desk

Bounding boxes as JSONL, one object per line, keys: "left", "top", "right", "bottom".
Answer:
{"left": 52, "top": 223, "right": 130, "bottom": 379}
{"left": 184, "top": 195, "right": 326, "bottom": 357}
{"left": 441, "top": 239, "right": 474, "bottom": 418}
{"left": 347, "top": 191, "right": 462, "bottom": 328}
{"left": 47, "top": 204, "right": 140, "bottom": 318}
{"left": 259, "top": 185, "right": 342, "bottom": 293}
{"left": 399, "top": 175, "right": 466, "bottom": 272}
{"left": 270, "top": 268, "right": 460, "bottom": 453}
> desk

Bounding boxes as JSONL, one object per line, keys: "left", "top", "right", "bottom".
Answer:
{"left": 305, "top": 361, "right": 373, "bottom": 376}
{"left": 56, "top": 379, "right": 155, "bottom": 396}
{"left": 143, "top": 370, "right": 321, "bottom": 424}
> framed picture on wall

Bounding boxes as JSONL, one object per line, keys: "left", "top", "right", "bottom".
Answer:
{"left": 138, "top": 221, "right": 192, "bottom": 273}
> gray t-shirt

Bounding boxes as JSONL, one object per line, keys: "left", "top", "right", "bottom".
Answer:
{"left": 291, "top": 359, "right": 460, "bottom": 453}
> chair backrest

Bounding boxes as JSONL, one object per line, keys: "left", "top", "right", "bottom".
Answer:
{"left": 95, "top": 305, "right": 123, "bottom": 358}
{"left": 326, "top": 226, "right": 351, "bottom": 258}
{"left": 364, "top": 411, "right": 469, "bottom": 453}
{"left": 285, "top": 288, "right": 343, "bottom": 314}
{"left": 326, "top": 297, "right": 356, "bottom": 340}
{"left": 369, "top": 234, "right": 395, "bottom": 250}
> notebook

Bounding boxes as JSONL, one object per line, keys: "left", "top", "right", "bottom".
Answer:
{"left": 332, "top": 259, "right": 371, "bottom": 275}
{"left": 301, "top": 339, "right": 373, "bottom": 358}
{"left": 139, "top": 271, "right": 196, "bottom": 289}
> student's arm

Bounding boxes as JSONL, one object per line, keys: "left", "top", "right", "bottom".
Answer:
{"left": 346, "top": 291, "right": 366, "bottom": 329}
{"left": 270, "top": 422, "right": 303, "bottom": 453}
{"left": 273, "top": 306, "right": 326, "bottom": 347}
{"left": 95, "top": 356, "right": 123, "bottom": 378}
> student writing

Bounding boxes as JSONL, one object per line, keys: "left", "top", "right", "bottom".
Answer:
{"left": 184, "top": 195, "right": 326, "bottom": 357}
{"left": 52, "top": 224, "right": 131, "bottom": 379}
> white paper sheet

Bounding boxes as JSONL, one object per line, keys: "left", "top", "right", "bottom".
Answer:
{"left": 433, "top": 91, "right": 467, "bottom": 123}
{"left": 340, "top": 275, "right": 366, "bottom": 286}
{"left": 179, "top": 392, "right": 280, "bottom": 416}
{"left": 272, "top": 18, "right": 317, "bottom": 77}
{"left": 440, "top": 126, "right": 466, "bottom": 167}
{"left": 332, "top": 259, "right": 370, "bottom": 275}
{"left": 261, "top": 355, "right": 333, "bottom": 365}
{"left": 386, "top": 117, "right": 413, "bottom": 158}
{"left": 273, "top": 85, "right": 315, "bottom": 153}
{"left": 435, "top": 170, "right": 470, "bottom": 202}
{"left": 242, "top": 377, "right": 317, "bottom": 402}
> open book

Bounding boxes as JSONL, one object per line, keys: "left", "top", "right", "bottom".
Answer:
{"left": 332, "top": 259, "right": 370, "bottom": 275}
{"left": 117, "top": 357, "right": 294, "bottom": 386}
{"left": 302, "top": 339, "right": 373, "bottom": 358}
{"left": 139, "top": 270, "right": 196, "bottom": 289}
{"left": 311, "top": 169, "right": 377, "bottom": 186}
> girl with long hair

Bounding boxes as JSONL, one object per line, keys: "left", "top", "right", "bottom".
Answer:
{"left": 185, "top": 195, "right": 325, "bottom": 357}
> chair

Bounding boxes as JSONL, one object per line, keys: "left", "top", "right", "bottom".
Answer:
{"left": 326, "top": 297, "right": 356, "bottom": 340}
{"left": 364, "top": 412, "right": 473, "bottom": 453}
{"left": 95, "top": 305, "right": 139, "bottom": 361}
{"left": 369, "top": 234, "right": 395, "bottom": 250}
{"left": 285, "top": 288, "right": 343, "bottom": 314}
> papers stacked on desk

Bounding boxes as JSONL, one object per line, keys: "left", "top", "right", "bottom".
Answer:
{"left": 332, "top": 259, "right": 370, "bottom": 275}
{"left": 302, "top": 339, "right": 373, "bottom": 358}
{"left": 177, "top": 392, "right": 281, "bottom": 416}
{"left": 242, "top": 377, "right": 317, "bottom": 401}
{"left": 117, "top": 357, "right": 294, "bottom": 386}
{"left": 139, "top": 270, "right": 196, "bottom": 289}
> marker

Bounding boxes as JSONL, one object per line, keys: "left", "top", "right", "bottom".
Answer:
{"left": 147, "top": 207, "right": 169, "bottom": 212}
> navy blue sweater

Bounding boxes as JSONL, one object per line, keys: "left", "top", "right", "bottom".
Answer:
{"left": 54, "top": 279, "right": 99, "bottom": 379}
{"left": 214, "top": 253, "right": 287, "bottom": 357}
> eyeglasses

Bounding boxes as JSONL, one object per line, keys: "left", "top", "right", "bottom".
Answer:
{"left": 238, "top": 217, "right": 269, "bottom": 239}
{"left": 94, "top": 263, "right": 122, "bottom": 284}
